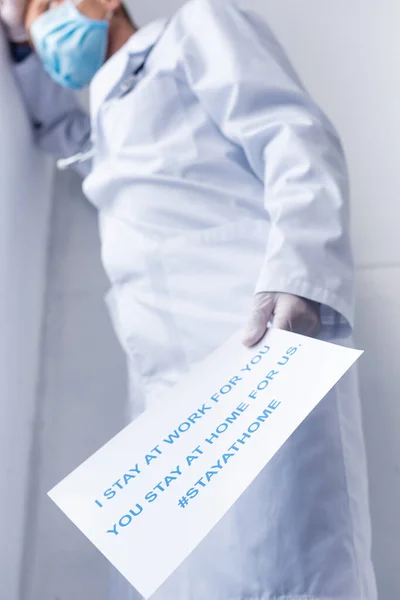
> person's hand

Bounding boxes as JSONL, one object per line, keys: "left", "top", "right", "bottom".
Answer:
{"left": 0, "top": 0, "right": 29, "bottom": 41}
{"left": 243, "top": 292, "right": 321, "bottom": 347}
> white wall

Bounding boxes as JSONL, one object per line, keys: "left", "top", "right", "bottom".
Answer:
{"left": 0, "top": 30, "right": 53, "bottom": 600}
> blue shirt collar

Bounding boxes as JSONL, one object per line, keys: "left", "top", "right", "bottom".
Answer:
{"left": 90, "top": 17, "right": 169, "bottom": 120}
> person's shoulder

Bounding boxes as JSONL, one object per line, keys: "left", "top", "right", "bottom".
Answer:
{"left": 175, "top": 0, "right": 238, "bottom": 24}
{"left": 174, "top": 0, "right": 270, "bottom": 34}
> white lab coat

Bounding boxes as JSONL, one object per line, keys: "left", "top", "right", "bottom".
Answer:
{"left": 13, "top": 0, "right": 376, "bottom": 597}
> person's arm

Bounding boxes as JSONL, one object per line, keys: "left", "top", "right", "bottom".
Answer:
{"left": 179, "top": 0, "right": 354, "bottom": 339}
{"left": 1, "top": 0, "right": 92, "bottom": 177}
{"left": 11, "top": 49, "right": 92, "bottom": 178}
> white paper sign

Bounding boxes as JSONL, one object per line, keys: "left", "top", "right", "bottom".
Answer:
{"left": 48, "top": 329, "right": 362, "bottom": 598}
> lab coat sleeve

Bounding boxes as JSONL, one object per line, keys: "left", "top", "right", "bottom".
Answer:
{"left": 179, "top": 0, "right": 354, "bottom": 333}
{"left": 12, "top": 52, "right": 91, "bottom": 178}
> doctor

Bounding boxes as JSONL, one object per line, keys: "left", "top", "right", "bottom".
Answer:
{"left": 1, "top": 0, "right": 377, "bottom": 598}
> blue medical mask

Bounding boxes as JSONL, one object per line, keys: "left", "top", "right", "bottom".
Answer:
{"left": 30, "top": 1, "right": 109, "bottom": 90}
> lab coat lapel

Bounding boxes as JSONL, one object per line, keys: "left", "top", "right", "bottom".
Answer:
{"left": 89, "top": 18, "right": 169, "bottom": 126}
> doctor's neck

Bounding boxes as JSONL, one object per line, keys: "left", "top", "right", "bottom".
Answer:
{"left": 107, "top": 5, "right": 137, "bottom": 58}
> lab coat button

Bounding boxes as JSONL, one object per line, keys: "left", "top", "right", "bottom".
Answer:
{"left": 120, "top": 77, "right": 136, "bottom": 95}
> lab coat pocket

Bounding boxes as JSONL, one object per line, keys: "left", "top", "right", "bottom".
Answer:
{"left": 100, "top": 213, "right": 185, "bottom": 395}
{"left": 160, "top": 218, "right": 269, "bottom": 365}
{"left": 101, "top": 74, "right": 197, "bottom": 171}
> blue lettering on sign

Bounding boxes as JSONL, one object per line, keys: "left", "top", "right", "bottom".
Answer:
{"left": 106, "top": 503, "right": 144, "bottom": 536}
{"left": 163, "top": 405, "right": 212, "bottom": 445}
{"left": 205, "top": 403, "right": 249, "bottom": 445}
{"left": 177, "top": 400, "right": 282, "bottom": 510}
{"left": 100, "top": 340, "right": 300, "bottom": 533}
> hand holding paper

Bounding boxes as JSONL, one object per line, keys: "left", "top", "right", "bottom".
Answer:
{"left": 48, "top": 329, "right": 362, "bottom": 599}
{"left": 243, "top": 292, "right": 321, "bottom": 346}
